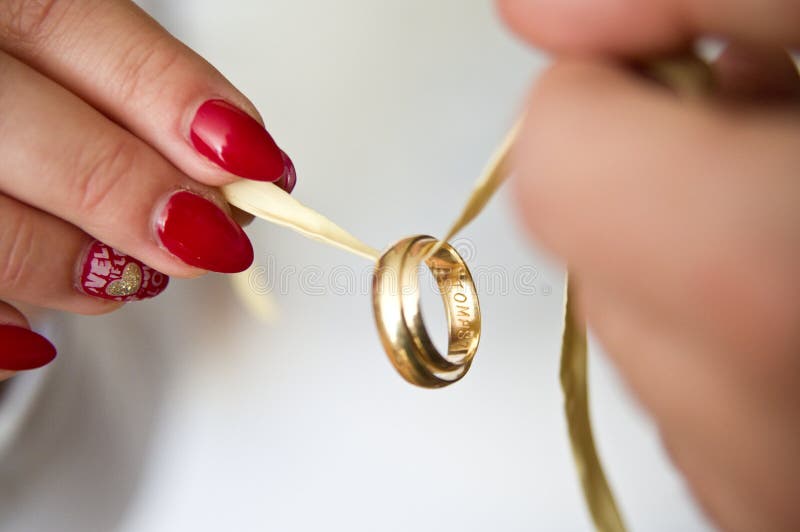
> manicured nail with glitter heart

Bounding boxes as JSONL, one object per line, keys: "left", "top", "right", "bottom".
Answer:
{"left": 157, "top": 190, "right": 254, "bottom": 273}
{"left": 79, "top": 240, "right": 170, "bottom": 301}
{"left": 0, "top": 325, "right": 56, "bottom": 371}
{"left": 190, "top": 99, "right": 297, "bottom": 190}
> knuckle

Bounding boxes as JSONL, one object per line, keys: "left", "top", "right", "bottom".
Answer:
{"left": 0, "top": 0, "right": 64, "bottom": 46}
{"left": 0, "top": 208, "right": 36, "bottom": 292}
{"left": 110, "top": 35, "right": 182, "bottom": 104}
{"left": 72, "top": 138, "right": 139, "bottom": 216}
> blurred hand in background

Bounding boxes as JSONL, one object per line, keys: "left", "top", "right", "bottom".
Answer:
{"left": 499, "top": 0, "right": 800, "bottom": 530}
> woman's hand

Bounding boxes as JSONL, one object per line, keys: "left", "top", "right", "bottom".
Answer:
{"left": 498, "top": 0, "right": 800, "bottom": 529}
{"left": 0, "top": 0, "right": 296, "bottom": 379}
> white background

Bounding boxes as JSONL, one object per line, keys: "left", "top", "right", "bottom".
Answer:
{"left": 0, "top": 1, "right": 712, "bottom": 531}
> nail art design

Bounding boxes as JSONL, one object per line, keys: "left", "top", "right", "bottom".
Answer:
{"left": 0, "top": 325, "right": 56, "bottom": 371}
{"left": 105, "top": 263, "right": 142, "bottom": 297}
{"left": 156, "top": 190, "right": 254, "bottom": 273}
{"left": 79, "top": 241, "right": 169, "bottom": 301}
{"left": 191, "top": 99, "right": 294, "bottom": 183}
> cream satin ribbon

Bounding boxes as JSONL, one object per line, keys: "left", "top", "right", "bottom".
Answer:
{"left": 221, "top": 53, "right": 711, "bottom": 532}
{"left": 222, "top": 124, "right": 621, "bottom": 530}
{"left": 222, "top": 127, "right": 627, "bottom": 528}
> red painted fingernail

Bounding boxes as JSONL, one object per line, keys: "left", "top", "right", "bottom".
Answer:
{"left": 79, "top": 240, "right": 170, "bottom": 301}
{"left": 157, "top": 190, "right": 254, "bottom": 273}
{"left": 0, "top": 325, "right": 56, "bottom": 371}
{"left": 274, "top": 150, "right": 297, "bottom": 194}
{"left": 191, "top": 99, "right": 292, "bottom": 182}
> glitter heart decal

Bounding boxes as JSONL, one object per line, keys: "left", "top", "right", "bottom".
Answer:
{"left": 80, "top": 241, "right": 169, "bottom": 301}
{"left": 105, "top": 262, "right": 143, "bottom": 297}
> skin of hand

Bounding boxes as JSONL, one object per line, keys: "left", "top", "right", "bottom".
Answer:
{"left": 497, "top": 0, "right": 800, "bottom": 530}
{"left": 0, "top": 0, "right": 296, "bottom": 380}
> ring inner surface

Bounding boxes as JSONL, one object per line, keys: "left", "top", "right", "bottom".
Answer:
{"left": 403, "top": 238, "right": 480, "bottom": 373}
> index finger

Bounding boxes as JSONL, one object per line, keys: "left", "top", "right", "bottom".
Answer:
{"left": 496, "top": 0, "right": 800, "bottom": 55}
{"left": 512, "top": 58, "right": 800, "bottom": 359}
{"left": 0, "top": 0, "right": 295, "bottom": 189}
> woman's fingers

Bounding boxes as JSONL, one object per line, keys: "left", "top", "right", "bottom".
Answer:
{"left": 0, "top": 50, "right": 253, "bottom": 276}
{"left": 0, "top": 301, "right": 56, "bottom": 381}
{"left": 578, "top": 283, "right": 800, "bottom": 532}
{"left": 0, "top": 193, "right": 167, "bottom": 312}
{"left": 496, "top": 0, "right": 800, "bottom": 55}
{"left": 0, "top": 0, "right": 295, "bottom": 188}
{"left": 512, "top": 58, "right": 800, "bottom": 363}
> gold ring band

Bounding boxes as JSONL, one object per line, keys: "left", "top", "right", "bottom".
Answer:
{"left": 372, "top": 235, "right": 481, "bottom": 388}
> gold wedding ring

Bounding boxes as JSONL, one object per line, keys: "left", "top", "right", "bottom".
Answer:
{"left": 372, "top": 235, "right": 481, "bottom": 388}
